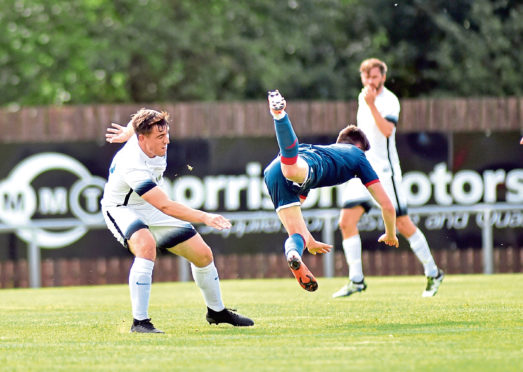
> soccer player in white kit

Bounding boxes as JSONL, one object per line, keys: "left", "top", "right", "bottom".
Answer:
{"left": 102, "top": 108, "right": 253, "bottom": 333}
{"left": 333, "top": 58, "right": 444, "bottom": 298}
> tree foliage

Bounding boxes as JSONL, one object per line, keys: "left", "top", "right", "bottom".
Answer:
{"left": 0, "top": 0, "right": 520, "bottom": 107}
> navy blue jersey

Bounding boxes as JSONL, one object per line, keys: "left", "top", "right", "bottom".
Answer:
{"left": 264, "top": 143, "right": 379, "bottom": 211}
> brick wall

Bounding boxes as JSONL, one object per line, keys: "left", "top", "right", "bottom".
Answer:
{"left": 1, "top": 247, "right": 521, "bottom": 288}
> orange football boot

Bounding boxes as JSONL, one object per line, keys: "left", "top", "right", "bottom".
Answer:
{"left": 287, "top": 256, "right": 318, "bottom": 292}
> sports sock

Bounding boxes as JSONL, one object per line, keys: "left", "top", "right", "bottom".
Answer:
{"left": 274, "top": 114, "right": 299, "bottom": 165}
{"left": 129, "top": 257, "right": 154, "bottom": 321}
{"left": 191, "top": 262, "right": 225, "bottom": 312}
{"left": 407, "top": 229, "right": 438, "bottom": 277}
{"left": 284, "top": 233, "right": 305, "bottom": 260}
{"left": 342, "top": 235, "right": 364, "bottom": 283}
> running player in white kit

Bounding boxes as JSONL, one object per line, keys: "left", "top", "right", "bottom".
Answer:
{"left": 102, "top": 108, "right": 253, "bottom": 333}
{"left": 333, "top": 58, "right": 444, "bottom": 298}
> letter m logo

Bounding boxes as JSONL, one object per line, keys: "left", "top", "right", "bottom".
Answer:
{"left": 2, "top": 191, "right": 24, "bottom": 211}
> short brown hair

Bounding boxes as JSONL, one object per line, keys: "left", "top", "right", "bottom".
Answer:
{"left": 336, "top": 125, "right": 370, "bottom": 151}
{"left": 359, "top": 58, "right": 387, "bottom": 76}
{"left": 131, "top": 108, "right": 170, "bottom": 136}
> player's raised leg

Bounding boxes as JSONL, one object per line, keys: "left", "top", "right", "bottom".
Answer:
{"left": 268, "top": 90, "right": 299, "bottom": 165}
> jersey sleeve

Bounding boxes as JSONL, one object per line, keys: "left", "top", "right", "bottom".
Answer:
{"left": 379, "top": 92, "right": 400, "bottom": 125}
{"left": 356, "top": 151, "right": 380, "bottom": 187}
{"left": 123, "top": 168, "right": 157, "bottom": 196}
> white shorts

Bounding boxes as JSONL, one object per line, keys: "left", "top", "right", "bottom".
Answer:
{"left": 102, "top": 204, "right": 196, "bottom": 250}
{"left": 342, "top": 171, "right": 408, "bottom": 216}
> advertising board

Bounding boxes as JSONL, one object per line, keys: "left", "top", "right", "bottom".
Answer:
{"left": 0, "top": 131, "right": 521, "bottom": 261}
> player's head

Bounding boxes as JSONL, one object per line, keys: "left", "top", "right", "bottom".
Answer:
{"left": 132, "top": 108, "right": 170, "bottom": 157}
{"left": 131, "top": 108, "right": 170, "bottom": 136}
{"left": 359, "top": 58, "right": 387, "bottom": 91}
{"left": 336, "top": 125, "right": 370, "bottom": 151}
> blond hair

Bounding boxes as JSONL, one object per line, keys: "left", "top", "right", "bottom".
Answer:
{"left": 359, "top": 58, "right": 387, "bottom": 76}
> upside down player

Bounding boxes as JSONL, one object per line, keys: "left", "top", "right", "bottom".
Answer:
{"left": 263, "top": 90, "right": 399, "bottom": 292}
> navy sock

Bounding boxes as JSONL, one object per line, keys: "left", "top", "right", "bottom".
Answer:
{"left": 274, "top": 114, "right": 299, "bottom": 164}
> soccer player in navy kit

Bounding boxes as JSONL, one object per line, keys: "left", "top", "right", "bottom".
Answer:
{"left": 264, "top": 90, "right": 399, "bottom": 292}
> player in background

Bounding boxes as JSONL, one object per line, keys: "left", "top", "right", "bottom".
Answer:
{"left": 102, "top": 108, "right": 253, "bottom": 333}
{"left": 264, "top": 90, "right": 399, "bottom": 292}
{"left": 333, "top": 58, "right": 444, "bottom": 299}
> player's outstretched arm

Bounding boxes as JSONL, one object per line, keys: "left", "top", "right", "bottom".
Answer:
{"left": 367, "top": 182, "right": 399, "bottom": 247}
{"left": 106, "top": 120, "right": 134, "bottom": 143}
{"left": 142, "top": 187, "right": 231, "bottom": 230}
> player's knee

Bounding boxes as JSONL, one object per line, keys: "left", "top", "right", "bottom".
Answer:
{"left": 281, "top": 164, "right": 298, "bottom": 180}
{"left": 397, "top": 216, "right": 416, "bottom": 236}
{"left": 131, "top": 245, "right": 156, "bottom": 261}
{"left": 338, "top": 218, "right": 351, "bottom": 233}
{"left": 339, "top": 220, "right": 359, "bottom": 237}
{"left": 192, "top": 247, "right": 214, "bottom": 267}
{"left": 129, "top": 229, "right": 157, "bottom": 260}
{"left": 338, "top": 209, "right": 362, "bottom": 236}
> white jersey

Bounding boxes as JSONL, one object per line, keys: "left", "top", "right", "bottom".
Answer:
{"left": 101, "top": 136, "right": 193, "bottom": 247}
{"left": 342, "top": 86, "right": 409, "bottom": 215}
{"left": 101, "top": 135, "right": 167, "bottom": 208}
{"left": 357, "top": 86, "right": 401, "bottom": 178}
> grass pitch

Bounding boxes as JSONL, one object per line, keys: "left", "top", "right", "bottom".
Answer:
{"left": 1, "top": 274, "right": 522, "bottom": 372}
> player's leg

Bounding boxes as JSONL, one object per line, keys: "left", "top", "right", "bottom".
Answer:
{"left": 397, "top": 216, "right": 444, "bottom": 297}
{"left": 263, "top": 156, "right": 328, "bottom": 292}
{"left": 277, "top": 205, "right": 320, "bottom": 292}
{"left": 127, "top": 228, "right": 164, "bottom": 333}
{"left": 267, "top": 90, "right": 310, "bottom": 183}
{"left": 166, "top": 233, "right": 254, "bottom": 326}
{"left": 103, "top": 206, "right": 163, "bottom": 333}
{"left": 333, "top": 206, "right": 368, "bottom": 298}
{"left": 333, "top": 179, "right": 374, "bottom": 298}
{"left": 378, "top": 169, "right": 444, "bottom": 296}
{"left": 268, "top": 90, "right": 295, "bottom": 162}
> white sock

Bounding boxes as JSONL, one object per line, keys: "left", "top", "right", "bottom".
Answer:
{"left": 407, "top": 229, "right": 438, "bottom": 277}
{"left": 191, "top": 262, "right": 225, "bottom": 312}
{"left": 129, "top": 257, "right": 154, "bottom": 320}
{"left": 343, "top": 235, "right": 364, "bottom": 283}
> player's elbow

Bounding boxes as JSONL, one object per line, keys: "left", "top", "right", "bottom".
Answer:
{"left": 382, "top": 127, "right": 394, "bottom": 138}
{"left": 156, "top": 201, "right": 173, "bottom": 215}
{"left": 382, "top": 200, "right": 395, "bottom": 216}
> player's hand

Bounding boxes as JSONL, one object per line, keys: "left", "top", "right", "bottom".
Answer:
{"left": 106, "top": 123, "right": 131, "bottom": 143}
{"left": 203, "top": 213, "right": 232, "bottom": 230}
{"left": 362, "top": 86, "right": 377, "bottom": 106}
{"left": 378, "top": 233, "right": 399, "bottom": 248}
{"left": 307, "top": 238, "right": 332, "bottom": 255}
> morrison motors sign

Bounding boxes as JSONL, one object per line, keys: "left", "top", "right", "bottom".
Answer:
{"left": 0, "top": 131, "right": 521, "bottom": 251}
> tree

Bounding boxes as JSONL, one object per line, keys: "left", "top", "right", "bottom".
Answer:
{"left": 0, "top": 0, "right": 520, "bottom": 107}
